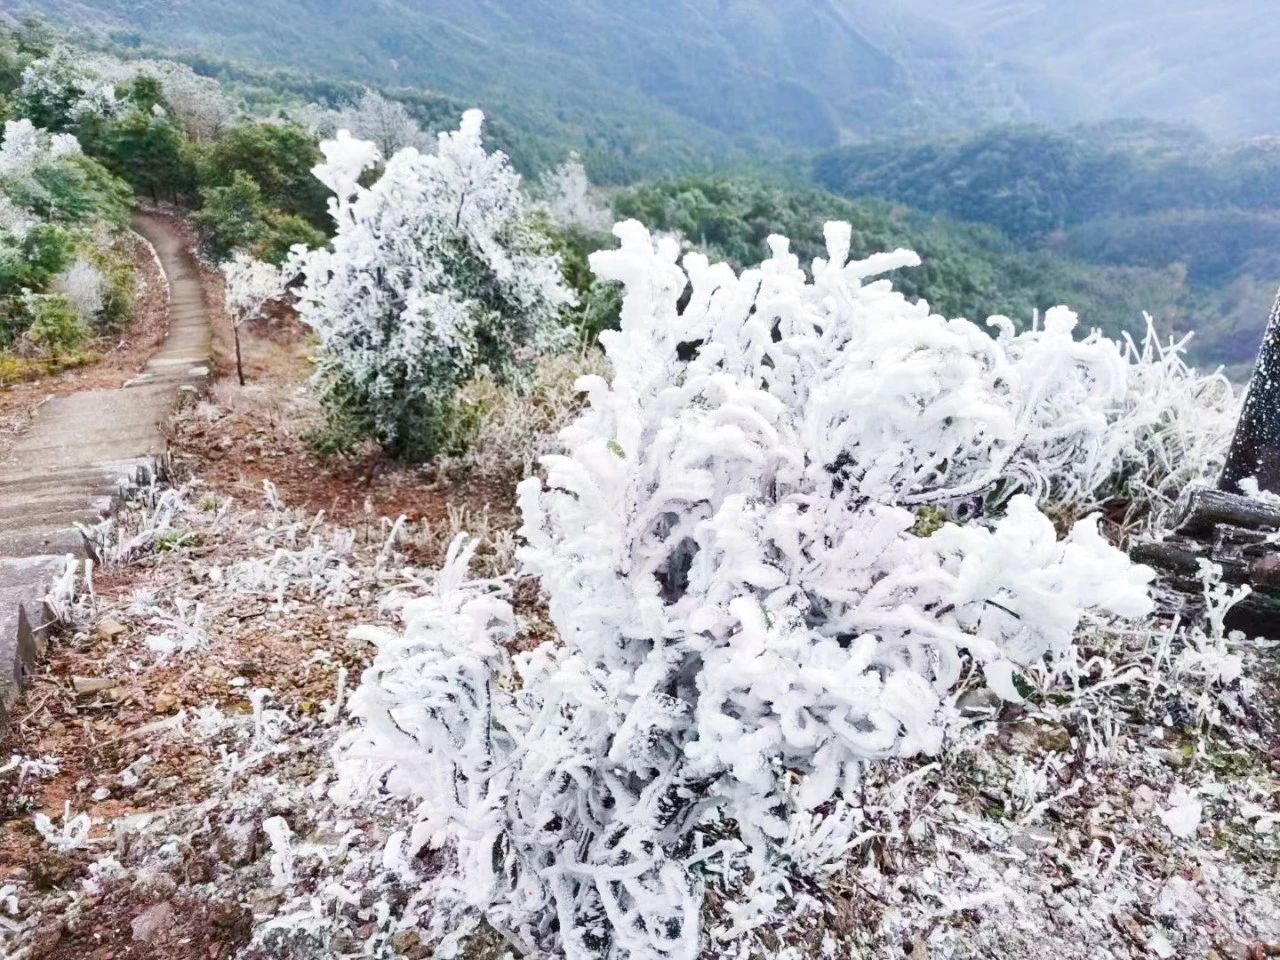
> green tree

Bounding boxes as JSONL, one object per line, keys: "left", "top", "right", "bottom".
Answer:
{"left": 194, "top": 171, "right": 267, "bottom": 258}
{"left": 104, "top": 108, "right": 193, "bottom": 200}
{"left": 199, "top": 121, "right": 329, "bottom": 226}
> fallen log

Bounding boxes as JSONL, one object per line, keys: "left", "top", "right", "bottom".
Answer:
{"left": 1174, "top": 487, "right": 1280, "bottom": 538}
{"left": 1131, "top": 286, "right": 1280, "bottom": 637}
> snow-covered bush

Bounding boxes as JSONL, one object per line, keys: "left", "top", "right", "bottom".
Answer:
{"left": 0, "top": 118, "right": 46, "bottom": 180}
{"left": 1091, "top": 324, "right": 1237, "bottom": 532}
{"left": 0, "top": 119, "right": 83, "bottom": 182}
{"left": 289, "top": 111, "right": 575, "bottom": 459}
{"left": 53, "top": 256, "right": 107, "bottom": 323}
{"left": 337, "top": 222, "right": 1169, "bottom": 958}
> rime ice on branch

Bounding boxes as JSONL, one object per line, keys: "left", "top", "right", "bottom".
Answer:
{"left": 289, "top": 111, "right": 573, "bottom": 458}
{"left": 337, "top": 221, "right": 1173, "bottom": 960}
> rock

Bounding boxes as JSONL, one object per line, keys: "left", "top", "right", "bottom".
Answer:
{"left": 390, "top": 929, "right": 428, "bottom": 958}
{"left": 957, "top": 687, "right": 1001, "bottom": 718}
{"left": 154, "top": 693, "right": 180, "bottom": 713}
{"left": 130, "top": 901, "right": 174, "bottom": 942}
{"left": 1011, "top": 825, "right": 1056, "bottom": 853}
{"left": 72, "top": 676, "right": 117, "bottom": 696}
{"left": 94, "top": 619, "right": 127, "bottom": 641}
{"left": 390, "top": 930, "right": 419, "bottom": 951}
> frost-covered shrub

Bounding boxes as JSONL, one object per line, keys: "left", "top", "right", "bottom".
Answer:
{"left": 290, "top": 111, "right": 575, "bottom": 460}
{"left": 338, "top": 222, "right": 1165, "bottom": 958}
{"left": 1087, "top": 324, "right": 1237, "bottom": 532}
{"left": 0, "top": 119, "right": 46, "bottom": 180}
{"left": 53, "top": 255, "right": 106, "bottom": 323}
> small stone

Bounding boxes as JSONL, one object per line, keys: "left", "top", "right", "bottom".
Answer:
{"left": 131, "top": 901, "right": 174, "bottom": 942}
{"left": 390, "top": 929, "right": 427, "bottom": 958}
{"left": 72, "top": 676, "right": 116, "bottom": 696}
{"left": 1011, "top": 825, "right": 1056, "bottom": 853}
{"left": 154, "top": 693, "right": 180, "bottom": 713}
{"left": 95, "top": 619, "right": 127, "bottom": 641}
{"left": 390, "top": 930, "right": 421, "bottom": 952}
{"left": 957, "top": 687, "right": 1001, "bottom": 718}
{"left": 1157, "top": 748, "right": 1188, "bottom": 769}
{"left": 91, "top": 787, "right": 110, "bottom": 801}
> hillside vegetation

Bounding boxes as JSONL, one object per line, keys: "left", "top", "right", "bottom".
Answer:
{"left": 1, "top": 13, "right": 1278, "bottom": 960}
{"left": 816, "top": 122, "right": 1280, "bottom": 365}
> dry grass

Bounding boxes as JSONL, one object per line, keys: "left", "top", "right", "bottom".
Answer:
{"left": 448, "top": 344, "right": 608, "bottom": 478}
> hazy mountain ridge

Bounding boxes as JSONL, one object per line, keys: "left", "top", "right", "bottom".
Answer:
{"left": 19, "top": 0, "right": 1277, "bottom": 149}
{"left": 919, "top": 0, "right": 1278, "bottom": 138}
{"left": 13, "top": 0, "right": 1027, "bottom": 154}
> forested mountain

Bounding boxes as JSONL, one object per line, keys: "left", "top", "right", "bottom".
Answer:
{"left": 920, "top": 0, "right": 1278, "bottom": 139}
{"left": 16, "top": 0, "right": 1279, "bottom": 160}
{"left": 9, "top": 0, "right": 1020, "bottom": 169}
{"left": 8, "top": 3, "right": 1280, "bottom": 364}
{"left": 815, "top": 121, "right": 1280, "bottom": 366}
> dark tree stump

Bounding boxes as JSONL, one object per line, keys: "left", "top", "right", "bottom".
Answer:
{"left": 1220, "top": 287, "right": 1280, "bottom": 494}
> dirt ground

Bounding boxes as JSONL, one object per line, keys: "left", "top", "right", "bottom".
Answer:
{"left": 0, "top": 227, "right": 525, "bottom": 960}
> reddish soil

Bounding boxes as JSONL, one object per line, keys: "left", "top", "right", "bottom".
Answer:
{"left": 0, "top": 214, "right": 526, "bottom": 960}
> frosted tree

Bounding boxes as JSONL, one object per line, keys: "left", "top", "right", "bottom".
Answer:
{"left": 222, "top": 253, "right": 286, "bottom": 386}
{"left": 290, "top": 111, "right": 574, "bottom": 459}
{"left": 335, "top": 89, "right": 428, "bottom": 157}
{"left": 0, "top": 119, "right": 43, "bottom": 180}
{"left": 85, "top": 55, "right": 232, "bottom": 140}
{"left": 539, "top": 151, "right": 613, "bottom": 232}
{"left": 337, "top": 221, "right": 1164, "bottom": 958}
{"left": 14, "top": 48, "right": 119, "bottom": 131}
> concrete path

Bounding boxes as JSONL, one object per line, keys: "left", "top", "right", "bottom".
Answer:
{"left": 0, "top": 213, "right": 210, "bottom": 727}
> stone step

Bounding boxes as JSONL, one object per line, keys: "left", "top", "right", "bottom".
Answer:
{"left": 0, "top": 554, "right": 70, "bottom": 727}
{"left": 0, "top": 211, "right": 211, "bottom": 733}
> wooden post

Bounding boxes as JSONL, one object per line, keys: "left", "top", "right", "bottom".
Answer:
{"left": 1220, "top": 288, "right": 1280, "bottom": 495}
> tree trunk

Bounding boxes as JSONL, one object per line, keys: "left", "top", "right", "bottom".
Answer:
{"left": 1220, "top": 287, "right": 1280, "bottom": 494}
{"left": 234, "top": 325, "right": 246, "bottom": 387}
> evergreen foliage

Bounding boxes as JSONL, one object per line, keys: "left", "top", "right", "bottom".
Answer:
{"left": 290, "top": 113, "right": 574, "bottom": 460}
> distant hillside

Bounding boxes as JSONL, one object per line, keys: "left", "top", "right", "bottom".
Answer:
{"left": 11, "top": 0, "right": 1027, "bottom": 166}
{"left": 17, "top": 0, "right": 1280, "bottom": 162}
{"left": 814, "top": 121, "right": 1280, "bottom": 366}
{"left": 919, "top": 0, "right": 1279, "bottom": 139}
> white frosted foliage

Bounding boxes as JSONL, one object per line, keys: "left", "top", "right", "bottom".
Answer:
{"left": 54, "top": 257, "right": 106, "bottom": 322}
{"left": 290, "top": 111, "right": 573, "bottom": 454}
{"left": 336, "top": 221, "right": 1170, "bottom": 958}
{"left": 222, "top": 253, "right": 285, "bottom": 329}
